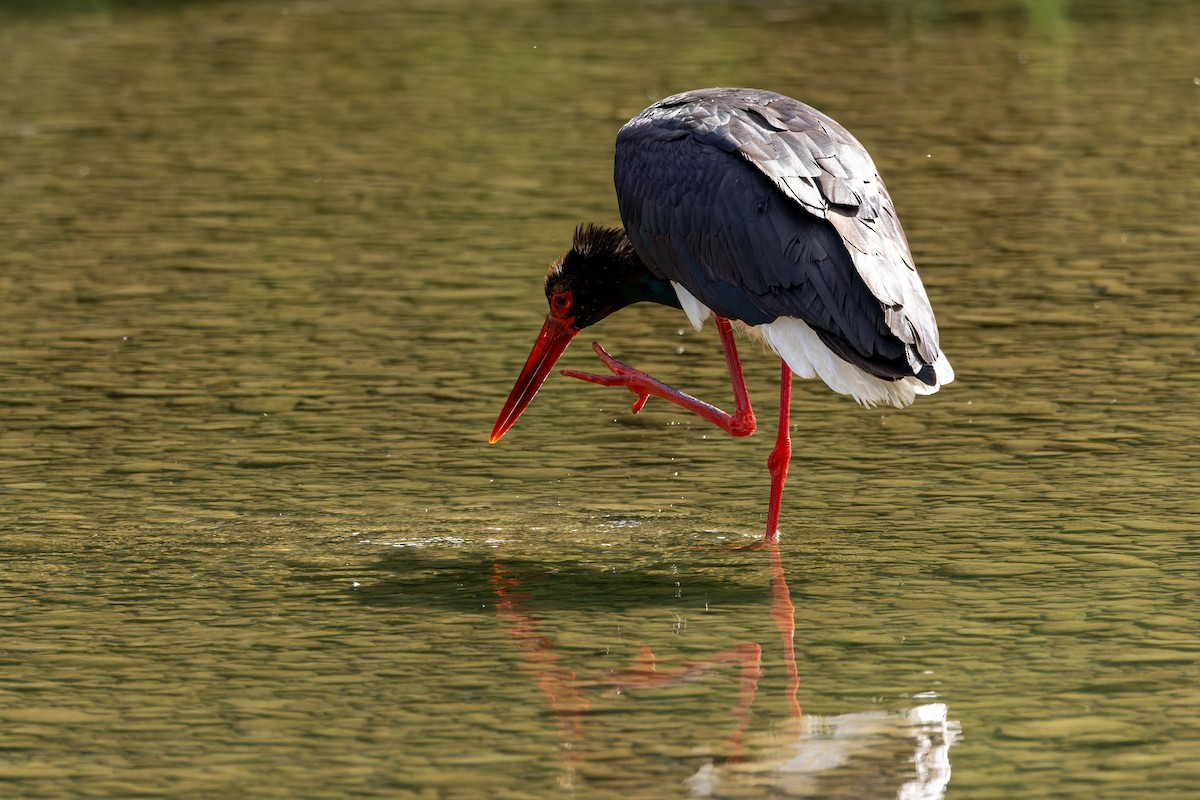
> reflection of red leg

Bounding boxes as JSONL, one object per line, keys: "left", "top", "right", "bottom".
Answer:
{"left": 561, "top": 316, "right": 757, "bottom": 437}
{"left": 490, "top": 564, "right": 590, "bottom": 788}
{"left": 492, "top": 554, "right": 791, "bottom": 777}
{"left": 765, "top": 362, "right": 792, "bottom": 541}
{"left": 597, "top": 643, "right": 761, "bottom": 694}
{"left": 766, "top": 538, "right": 802, "bottom": 718}
{"left": 727, "top": 642, "right": 764, "bottom": 765}
{"left": 597, "top": 642, "right": 763, "bottom": 764}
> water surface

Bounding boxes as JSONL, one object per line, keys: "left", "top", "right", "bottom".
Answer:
{"left": 1, "top": 1, "right": 1198, "bottom": 797}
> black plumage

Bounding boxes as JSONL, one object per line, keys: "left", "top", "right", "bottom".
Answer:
{"left": 614, "top": 87, "right": 942, "bottom": 385}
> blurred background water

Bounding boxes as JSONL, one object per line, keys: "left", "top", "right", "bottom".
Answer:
{"left": 1, "top": 0, "right": 1198, "bottom": 797}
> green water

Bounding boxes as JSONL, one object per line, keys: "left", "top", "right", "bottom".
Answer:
{"left": 2, "top": 0, "right": 1198, "bottom": 797}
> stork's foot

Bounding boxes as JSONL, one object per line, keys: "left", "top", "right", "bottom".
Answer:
{"left": 560, "top": 342, "right": 654, "bottom": 413}
{"left": 560, "top": 341, "right": 756, "bottom": 436}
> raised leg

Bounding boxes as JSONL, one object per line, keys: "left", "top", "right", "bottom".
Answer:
{"left": 764, "top": 362, "right": 792, "bottom": 541}
{"left": 560, "top": 316, "right": 757, "bottom": 437}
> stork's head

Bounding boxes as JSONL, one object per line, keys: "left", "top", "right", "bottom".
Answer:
{"left": 489, "top": 225, "right": 676, "bottom": 444}
{"left": 542, "top": 225, "right": 651, "bottom": 331}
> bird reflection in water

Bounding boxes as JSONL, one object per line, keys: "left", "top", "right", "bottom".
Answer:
{"left": 489, "top": 540, "right": 960, "bottom": 797}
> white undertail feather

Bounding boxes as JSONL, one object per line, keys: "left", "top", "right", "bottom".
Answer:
{"left": 671, "top": 283, "right": 953, "bottom": 409}
{"left": 673, "top": 281, "right": 712, "bottom": 330}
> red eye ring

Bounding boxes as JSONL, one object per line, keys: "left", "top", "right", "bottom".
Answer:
{"left": 550, "top": 290, "right": 573, "bottom": 318}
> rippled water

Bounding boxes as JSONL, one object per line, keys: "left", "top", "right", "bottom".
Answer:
{"left": 2, "top": 0, "right": 1198, "bottom": 797}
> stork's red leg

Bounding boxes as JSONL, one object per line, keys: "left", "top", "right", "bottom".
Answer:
{"left": 764, "top": 362, "right": 792, "bottom": 541}
{"left": 560, "top": 316, "right": 757, "bottom": 437}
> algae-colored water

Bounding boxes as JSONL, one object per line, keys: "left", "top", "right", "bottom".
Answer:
{"left": 2, "top": 1, "right": 1198, "bottom": 797}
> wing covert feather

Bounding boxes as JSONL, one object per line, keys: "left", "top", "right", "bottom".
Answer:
{"left": 615, "top": 88, "right": 942, "bottom": 378}
{"left": 614, "top": 89, "right": 940, "bottom": 374}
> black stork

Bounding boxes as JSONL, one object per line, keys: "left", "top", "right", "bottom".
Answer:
{"left": 490, "top": 88, "right": 953, "bottom": 541}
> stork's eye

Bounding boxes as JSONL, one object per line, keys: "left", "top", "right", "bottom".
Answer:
{"left": 549, "top": 290, "right": 573, "bottom": 318}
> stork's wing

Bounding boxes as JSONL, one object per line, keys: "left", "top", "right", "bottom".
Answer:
{"left": 615, "top": 87, "right": 941, "bottom": 381}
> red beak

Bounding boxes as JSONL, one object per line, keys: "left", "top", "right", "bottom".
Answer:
{"left": 489, "top": 315, "right": 578, "bottom": 443}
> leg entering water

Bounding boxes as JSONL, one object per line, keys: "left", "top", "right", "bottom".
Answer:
{"left": 764, "top": 362, "right": 793, "bottom": 540}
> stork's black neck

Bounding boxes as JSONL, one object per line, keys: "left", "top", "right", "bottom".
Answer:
{"left": 544, "top": 224, "right": 680, "bottom": 330}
